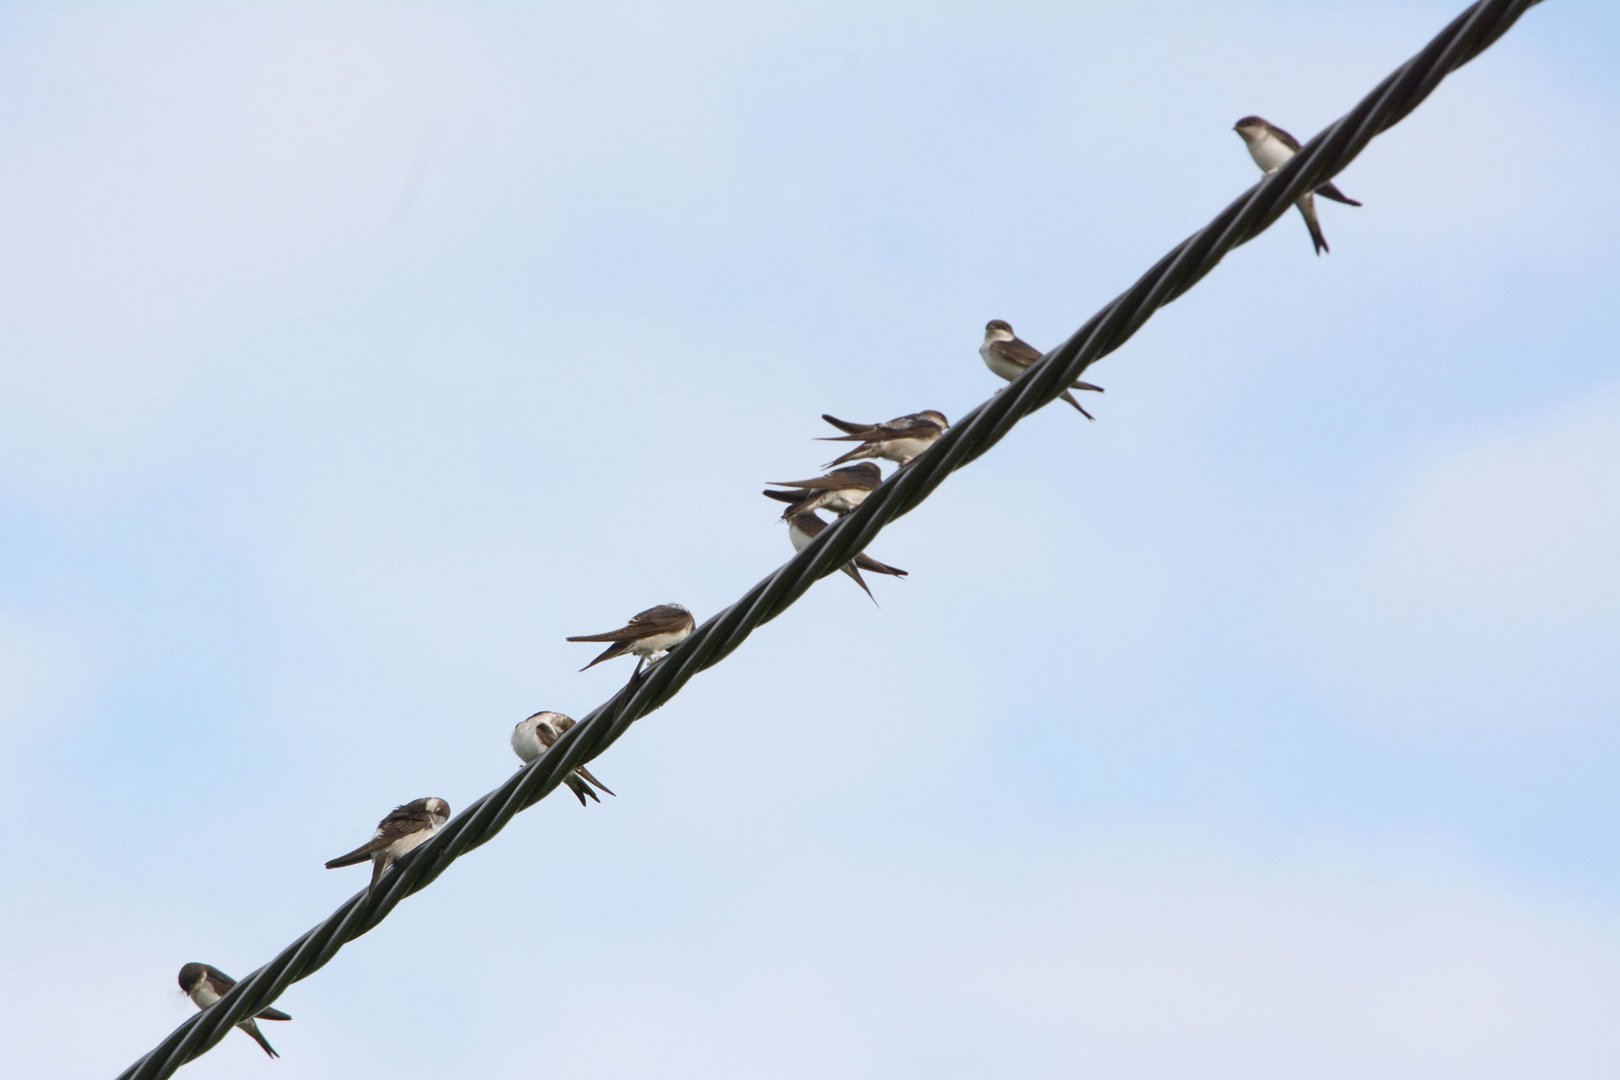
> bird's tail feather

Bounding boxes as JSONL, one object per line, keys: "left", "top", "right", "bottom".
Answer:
{"left": 823, "top": 446, "right": 871, "bottom": 468}
{"left": 1059, "top": 390, "right": 1096, "bottom": 420}
{"left": 576, "top": 765, "right": 615, "bottom": 798}
{"left": 241, "top": 1019, "right": 280, "bottom": 1059}
{"left": 840, "top": 563, "right": 879, "bottom": 606}
{"left": 820, "top": 414, "right": 869, "bottom": 435}
{"left": 324, "top": 843, "right": 380, "bottom": 870}
{"left": 1297, "top": 196, "right": 1330, "bottom": 255}
{"left": 575, "top": 641, "right": 627, "bottom": 671}
{"left": 1316, "top": 181, "right": 1361, "bottom": 207}
{"left": 563, "top": 775, "right": 598, "bottom": 807}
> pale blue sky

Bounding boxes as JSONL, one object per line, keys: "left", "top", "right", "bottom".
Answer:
{"left": 4, "top": 2, "right": 1619, "bottom": 1077}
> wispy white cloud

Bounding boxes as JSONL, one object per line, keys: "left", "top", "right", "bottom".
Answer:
{"left": 1282, "top": 380, "right": 1620, "bottom": 731}
{"left": 0, "top": 612, "right": 99, "bottom": 748}
{"left": 19, "top": 825, "right": 1615, "bottom": 1078}
{"left": 412, "top": 828, "right": 1620, "bottom": 1078}
{"left": 0, "top": 5, "right": 490, "bottom": 503}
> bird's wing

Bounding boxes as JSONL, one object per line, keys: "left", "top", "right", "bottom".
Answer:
{"left": 788, "top": 513, "right": 827, "bottom": 539}
{"left": 890, "top": 414, "right": 946, "bottom": 436}
{"left": 1270, "top": 122, "right": 1303, "bottom": 151}
{"left": 201, "top": 966, "right": 237, "bottom": 996}
{"left": 377, "top": 802, "right": 437, "bottom": 837}
{"left": 629, "top": 605, "right": 692, "bottom": 634}
{"left": 994, "top": 338, "right": 1044, "bottom": 370}
{"left": 535, "top": 716, "right": 573, "bottom": 749}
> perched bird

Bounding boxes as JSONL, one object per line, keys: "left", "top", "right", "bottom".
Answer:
{"left": 324, "top": 796, "right": 451, "bottom": 895}
{"left": 177, "top": 962, "right": 292, "bottom": 1060}
{"left": 818, "top": 410, "right": 948, "bottom": 468}
{"left": 567, "top": 603, "right": 695, "bottom": 676}
{"left": 787, "top": 510, "right": 907, "bottom": 605}
{"left": 762, "top": 462, "right": 882, "bottom": 520}
{"left": 1233, "top": 115, "right": 1362, "bottom": 255}
{"left": 511, "top": 711, "right": 616, "bottom": 807}
{"left": 980, "top": 320, "right": 1105, "bottom": 419}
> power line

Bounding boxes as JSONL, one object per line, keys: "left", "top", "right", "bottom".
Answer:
{"left": 118, "top": 1, "right": 1544, "bottom": 1074}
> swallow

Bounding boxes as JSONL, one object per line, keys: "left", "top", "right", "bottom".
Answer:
{"left": 980, "top": 320, "right": 1105, "bottom": 419}
{"left": 787, "top": 510, "right": 906, "bottom": 604}
{"left": 1233, "top": 115, "right": 1362, "bottom": 255}
{"left": 567, "top": 603, "right": 695, "bottom": 676}
{"left": 324, "top": 796, "right": 451, "bottom": 895}
{"left": 762, "top": 462, "right": 882, "bottom": 520}
{"left": 177, "top": 962, "right": 292, "bottom": 1059}
{"left": 511, "top": 711, "right": 616, "bottom": 806}
{"left": 817, "top": 410, "right": 948, "bottom": 468}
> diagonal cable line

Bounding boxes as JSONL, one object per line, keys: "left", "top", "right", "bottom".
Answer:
{"left": 118, "top": 1, "right": 1543, "bottom": 1074}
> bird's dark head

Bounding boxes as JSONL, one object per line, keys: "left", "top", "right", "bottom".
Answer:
{"left": 1233, "top": 116, "right": 1268, "bottom": 141}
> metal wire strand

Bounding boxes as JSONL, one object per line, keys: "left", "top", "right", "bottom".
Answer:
{"left": 119, "top": 1, "right": 1542, "bottom": 1075}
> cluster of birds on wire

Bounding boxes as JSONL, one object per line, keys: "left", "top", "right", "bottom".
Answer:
{"left": 173, "top": 114, "right": 1357, "bottom": 1060}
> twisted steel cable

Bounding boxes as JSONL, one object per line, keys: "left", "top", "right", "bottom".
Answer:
{"left": 120, "top": 1, "right": 1543, "bottom": 1074}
